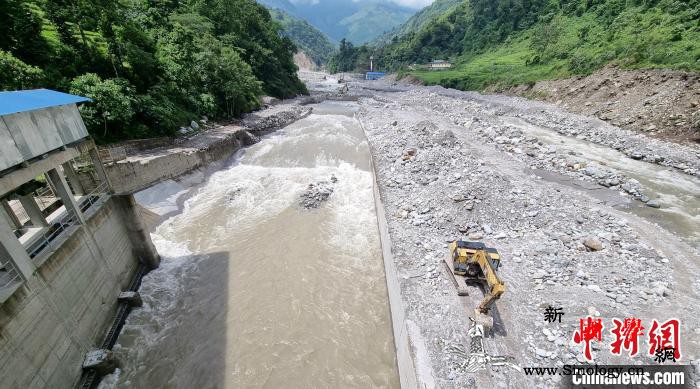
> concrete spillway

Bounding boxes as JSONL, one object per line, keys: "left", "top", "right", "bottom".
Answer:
{"left": 103, "top": 102, "right": 400, "bottom": 388}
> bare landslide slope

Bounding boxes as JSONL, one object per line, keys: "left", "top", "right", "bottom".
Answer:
{"left": 357, "top": 89, "right": 700, "bottom": 388}
{"left": 505, "top": 67, "right": 700, "bottom": 144}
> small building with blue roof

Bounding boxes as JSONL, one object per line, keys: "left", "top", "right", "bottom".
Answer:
{"left": 0, "top": 89, "right": 92, "bottom": 172}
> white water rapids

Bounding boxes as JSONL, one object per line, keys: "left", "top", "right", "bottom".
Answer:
{"left": 103, "top": 102, "right": 399, "bottom": 388}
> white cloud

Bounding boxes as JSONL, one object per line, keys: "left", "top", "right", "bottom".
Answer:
{"left": 389, "top": 0, "right": 434, "bottom": 8}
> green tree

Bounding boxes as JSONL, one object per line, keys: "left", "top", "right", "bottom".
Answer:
{"left": 0, "top": 50, "right": 43, "bottom": 90}
{"left": 70, "top": 73, "right": 136, "bottom": 141}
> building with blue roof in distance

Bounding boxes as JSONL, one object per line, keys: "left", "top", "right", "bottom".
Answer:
{"left": 366, "top": 72, "right": 386, "bottom": 80}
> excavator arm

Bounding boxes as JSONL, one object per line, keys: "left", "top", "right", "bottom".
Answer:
{"left": 474, "top": 251, "right": 506, "bottom": 314}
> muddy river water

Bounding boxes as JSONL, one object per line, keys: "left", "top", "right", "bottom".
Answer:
{"left": 105, "top": 102, "right": 399, "bottom": 388}
{"left": 503, "top": 116, "right": 700, "bottom": 248}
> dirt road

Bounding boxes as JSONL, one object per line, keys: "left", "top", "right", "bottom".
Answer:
{"left": 301, "top": 72, "right": 700, "bottom": 388}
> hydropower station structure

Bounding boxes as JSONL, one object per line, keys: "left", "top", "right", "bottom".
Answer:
{"left": 0, "top": 89, "right": 160, "bottom": 388}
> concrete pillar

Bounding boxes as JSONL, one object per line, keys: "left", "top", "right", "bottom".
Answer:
{"left": 18, "top": 195, "right": 49, "bottom": 227}
{"left": 0, "top": 214, "right": 35, "bottom": 278}
{"left": 44, "top": 173, "right": 59, "bottom": 196}
{"left": 115, "top": 195, "right": 160, "bottom": 269}
{"left": 61, "top": 162, "right": 85, "bottom": 195}
{"left": 46, "top": 168, "right": 85, "bottom": 225}
{"left": 1, "top": 199, "right": 22, "bottom": 229}
{"left": 88, "top": 147, "right": 112, "bottom": 192}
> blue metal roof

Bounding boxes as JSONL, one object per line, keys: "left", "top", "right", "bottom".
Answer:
{"left": 0, "top": 89, "right": 91, "bottom": 116}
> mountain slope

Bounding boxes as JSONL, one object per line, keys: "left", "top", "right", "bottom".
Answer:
{"left": 372, "top": 0, "right": 463, "bottom": 45}
{"left": 0, "top": 0, "right": 306, "bottom": 142}
{"left": 258, "top": 0, "right": 416, "bottom": 44}
{"left": 269, "top": 9, "right": 335, "bottom": 65}
{"left": 382, "top": 0, "right": 700, "bottom": 89}
{"left": 339, "top": 3, "right": 415, "bottom": 44}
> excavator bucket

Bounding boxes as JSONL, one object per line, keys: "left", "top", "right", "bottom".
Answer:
{"left": 472, "top": 309, "right": 494, "bottom": 333}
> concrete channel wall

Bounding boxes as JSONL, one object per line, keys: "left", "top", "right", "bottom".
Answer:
{"left": 365, "top": 126, "right": 420, "bottom": 388}
{"left": 0, "top": 197, "right": 142, "bottom": 388}
{"left": 104, "top": 130, "right": 255, "bottom": 195}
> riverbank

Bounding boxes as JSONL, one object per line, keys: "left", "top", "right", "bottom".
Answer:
{"left": 101, "top": 101, "right": 313, "bottom": 194}
{"left": 503, "top": 66, "right": 700, "bottom": 144}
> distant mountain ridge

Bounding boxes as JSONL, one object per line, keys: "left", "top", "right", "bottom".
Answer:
{"left": 269, "top": 8, "right": 336, "bottom": 65}
{"left": 380, "top": 0, "right": 700, "bottom": 90}
{"left": 258, "top": 0, "right": 416, "bottom": 44}
{"left": 372, "top": 0, "right": 463, "bottom": 45}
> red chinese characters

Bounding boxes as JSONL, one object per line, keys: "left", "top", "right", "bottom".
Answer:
{"left": 610, "top": 318, "right": 644, "bottom": 357}
{"left": 648, "top": 319, "right": 681, "bottom": 361}
{"left": 572, "top": 316, "right": 603, "bottom": 361}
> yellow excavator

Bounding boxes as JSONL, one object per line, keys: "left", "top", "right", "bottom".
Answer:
{"left": 445, "top": 240, "right": 505, "bottom": 332}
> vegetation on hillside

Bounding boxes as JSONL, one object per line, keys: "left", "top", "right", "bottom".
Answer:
{"left": 327, "top": 39, "right": 376, "bottom": 73}
{"left": 269, "top": 9, "right": 336, "bottom": 66}
{"left": 0, "top": 0, "right": 306, "bottom": 143}
{"left": 259, "top": 0, "right": 415, "bottom": 44}
{"left": 338, "top": 4, "right": 416, "bottom": 44}
{"left": 372, "top": 0, "right": 463, "bottom": 45}
{"left": 331, "top": 0, "right": 700, "bottom": 90}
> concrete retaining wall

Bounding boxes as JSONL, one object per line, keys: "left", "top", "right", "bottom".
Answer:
{"left": 0, "top": 197, "right": 141, "bottom": 388}
{"left": 365, "top": 125, "right": 420, "bottom": 388}
{"left": 105, "top": 130, "right": 254, "bottom": 195}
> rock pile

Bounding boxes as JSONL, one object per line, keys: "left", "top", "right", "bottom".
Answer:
{"left": 299, "top": 176, "right": 337, "bottom": 209}
{"left": 243, "top": 106, "right": 313, "bottom": 132}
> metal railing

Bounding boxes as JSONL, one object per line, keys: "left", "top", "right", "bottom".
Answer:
{"left": 0, "top": 255, "right": 23, "bottom": 291}
{"left": 26, "top": 182, "right": 109, "bottom": 262}
{"left": 34, "top": 185, "right": 56, "bottom": 210}
{"left": 26, "top": 207, "right": 80, "bottom": 261}
{"left": 78, "top": 181, "right": 109, "bottom": 212}
{"left": 8, "top": 185, "right": 58, "bottom": 227}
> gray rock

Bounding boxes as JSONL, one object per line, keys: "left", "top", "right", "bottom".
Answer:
{"left": 630, "top": 150, "right": 645, "bottom": 160}
{"left": 452, "top": 194, "right": 466, "bottom": 202}
{"left": 646, "top": 199, "right": 661, "bottom": 208}
{"left": 299, "top": 178, "right": 336, "bottom": 209}
{"left": 83, "top": 349, "right": 117, "bottom": 375}
{"left": 583, "top": 238, "right": 603, "bottom": 251}
{"left": 588, "top": 284, "right": 602, "bottom": 293}
{"left": 468, "top": 232, "right": 484, "bottom": 240}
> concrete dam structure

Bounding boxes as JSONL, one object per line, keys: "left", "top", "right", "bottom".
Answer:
{"left": 0, "top": 90, "right": 159, "bottom": 388}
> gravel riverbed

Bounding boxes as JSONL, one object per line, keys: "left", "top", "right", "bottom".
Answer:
{"left": 298, "top": 72, "right": 700, "bottom": 388}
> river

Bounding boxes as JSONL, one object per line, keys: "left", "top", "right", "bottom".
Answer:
{"left": 502, "top": 116, "right": 700, "bottom": 249}
{"left": 103, "top": 102, "right": 400, "bottom": 388}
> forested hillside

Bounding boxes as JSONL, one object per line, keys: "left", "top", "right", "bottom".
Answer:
{"left": 334, "top": 0, "right": 699, "bottom": 90}
{"left": 372, "top": 0, "right": 462, "bottom": 45}
{"left": 0, "top": 0, "right": 306, "bottom": 142}
{"left": 269, "top": 9, "right": 336, "bottom": 66}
